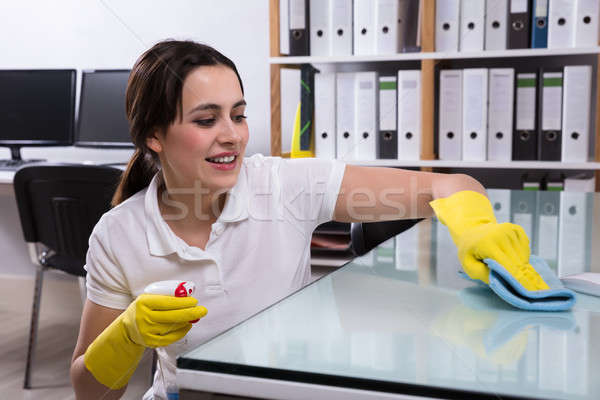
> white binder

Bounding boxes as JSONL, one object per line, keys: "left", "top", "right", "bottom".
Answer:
{"left": 336, "top": 72, "right": 356, "bottom": 160}
{"left": 354, "top": 72, "right": 378, "bottom": 160}
{"left": 397, "top": 70, "right": 421, "bottom": 160}
{"left": 435, "top": 0, "right": 460, "bottom": 52}
{"left": 353, "top": 0, "right": 377, "bottom": 55}
{"left": 562, "top": 65, "right": 592, "bottom": 162}
{"left": 315, "top": 73, "right": 337, "bottom": 159}
{"left": 376, "top": 0, "right": 400, "bottom": 54}
{"left": 485, "top": 0, "right": 509, "bottom": 50}
{"left": 438, "top": 70, "right": 463, "bottom": 160}
{"left": 486, "top": 189, "right": 511, "bottom": 223}
{"left": 548, "top": 0, "right": 577, "bottom": 48}
{"left": 536, "top": 191, "right": 560, "bottom": 271}
{"left": 309, "top": 0, "right": 330, "bottom": 56}
{"left": 462, "top": 68, "right": 488, "bottom": 161}
{"left": 575, "top": 0, "right": 600, "bottom": 47}
{"left": 487, "top": 68, "right": 515, "bottom": 161}
{"left": 460, "top": 0, "right": 486, "bottom": 51}
{"left": 279, "top": 0, "right": 290, "bottom": 55}
{"left": 395, "top": 226, "right": 418, "bottom": 271}
{"left": 558, "top": 191, "right": 590, "bottom": 277}
{"left": 330, "top": 0, "right": 353, "bottom": 56}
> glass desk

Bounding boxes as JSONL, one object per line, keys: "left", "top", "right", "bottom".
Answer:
{"left": 177, "top": 190, "right": 600, "bottom": 400}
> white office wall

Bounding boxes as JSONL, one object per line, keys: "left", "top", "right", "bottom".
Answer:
{"left": 0, "top": 0, "right": 271, "bottom": 275}
{"left": 0, "top": 0, "right": 271, "bottom": 161}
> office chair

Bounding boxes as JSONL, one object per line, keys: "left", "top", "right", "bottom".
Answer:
{"left": 13, "top": 163, "right": 122, "bottom": 389}
{"left": 350, "top": 219, "right": 424, "bottom": 256}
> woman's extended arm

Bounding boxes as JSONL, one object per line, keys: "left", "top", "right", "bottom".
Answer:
{"left": 70, "top": 300, "right": 127, "bottom": 400}
{"left": 333, "top": 165, "right": 485, "bottom": 222}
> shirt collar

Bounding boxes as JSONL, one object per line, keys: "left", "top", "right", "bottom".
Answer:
{"left": 217, "top": 164, "right": 249, "bottom": 224}
{"left": 145, "top": 168, "right": 249, "bottom": 257}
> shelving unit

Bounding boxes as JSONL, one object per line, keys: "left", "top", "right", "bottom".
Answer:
{"left": 345, "top": 160, "right": 600, "bottom": 170}
{"left": 269, "top": 46, "right": 600, "bottom": 65}
{"left": 268, "top": 0, "right": 600, "bottom": 188}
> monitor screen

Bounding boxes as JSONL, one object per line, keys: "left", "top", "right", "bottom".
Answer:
{"left": 0, "top": 69, "right": 75, "bottom": 145}
{"left": 76, "top": 69, "right": 133, "bottom": 148}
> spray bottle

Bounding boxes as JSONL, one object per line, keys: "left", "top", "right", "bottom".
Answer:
{"left": 143, "top": 280, "right": 198, "bottom": 400}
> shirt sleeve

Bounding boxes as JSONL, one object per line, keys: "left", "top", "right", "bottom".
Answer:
{"left": 278, "top": 157, "right": 346, "bottom": 232}
{"left": 84, "top": 215, "right": 132, "bottom": 310}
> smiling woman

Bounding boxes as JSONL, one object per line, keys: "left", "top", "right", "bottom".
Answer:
{"left": 69, "top": 39, "right": 543, "bottom": 400}
{"left": 146, "top": 65, "right": 249, "bottom": 221}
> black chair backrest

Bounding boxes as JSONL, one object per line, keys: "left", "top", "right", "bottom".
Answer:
{"left": 13, "top": 163, "right": 122, "bottom": 276}
{"left": 351, "top": 219, "right": 424, "bottom": 256}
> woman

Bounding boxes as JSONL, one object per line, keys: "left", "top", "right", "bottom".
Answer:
{"left": 70, "top": 40, "right": 535, "bottom": 399}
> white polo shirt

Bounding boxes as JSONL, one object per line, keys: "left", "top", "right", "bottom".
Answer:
{"left": 84, "top": 153, "right": 346, "bottom": 399}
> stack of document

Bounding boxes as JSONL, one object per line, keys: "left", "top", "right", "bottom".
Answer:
{"left": 434, "top": 0, "right": 599, "bottom": 52}
{"left": 486, "top": 189, "right": 593, "bottom": 281}
{"left": 315, "top": 70, "right": 423, "bottom": 161}
{"left": 280, "top": 0, "right": 422, "bottom": 56}
{"left": 438, "top": 65, "right": 592, "bottom": 162}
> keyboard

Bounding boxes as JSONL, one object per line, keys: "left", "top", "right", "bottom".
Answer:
{"left": 0, "top": 159, "right": 45, "bottom": 171}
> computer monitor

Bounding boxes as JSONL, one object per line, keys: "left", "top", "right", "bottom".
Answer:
{"left": 0, "top": 69, "right": 76, "bottom": 161}
{"left": 76, "top": 69, "right": 133, "bottom": 148}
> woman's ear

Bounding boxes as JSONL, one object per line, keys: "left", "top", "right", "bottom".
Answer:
{"left": 146, "top": 131, "right": 163, "bottom": 153}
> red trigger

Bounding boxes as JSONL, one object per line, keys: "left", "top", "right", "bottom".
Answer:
{"left": 174, "top": 282, "right": 187, "bottom": 297}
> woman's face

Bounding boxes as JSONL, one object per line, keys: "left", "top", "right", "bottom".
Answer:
{"left": 148, "top": 65, "right": 248, "bottom": 192}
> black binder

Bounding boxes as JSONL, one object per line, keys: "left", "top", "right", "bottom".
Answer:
{"left": 400, "top": 0, "right": 422, "bottom": 52}
{"left": 289, "top": 0, "right": 310, "bottom": 56}
{"left": 538, "top": 68, "right": 563, "bottom": 161}
{"left": 513, "top": 71, "right": 538, "bottom": 160}
{"left": 377, "top": 131, "right": 398, "bottom": 159}
{"left": 508, "top": 0, "right": 531, "bottom": 49}
{"left": 299, "top": 65, "right": 317, "bottom": 150}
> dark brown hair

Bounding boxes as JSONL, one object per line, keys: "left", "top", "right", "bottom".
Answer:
{"left": 111, "top": 39, "right": 244, "bottom": 206}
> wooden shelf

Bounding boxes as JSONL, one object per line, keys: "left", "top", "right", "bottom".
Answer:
{"left": 269, "top": 47, "right": 600, "bottom": 65}
{"left": 344, "top": 160, "right": 600, "bottom": 170}
{"left": 268, "top": 0, "right": 600, "bottom": 190}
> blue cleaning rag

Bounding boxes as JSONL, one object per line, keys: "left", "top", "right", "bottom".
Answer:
{"left": 459, "top": 255, "right": 577, "bottom": 311}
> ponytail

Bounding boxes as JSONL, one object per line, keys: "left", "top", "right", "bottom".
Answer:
{"left": 111, "top": 149, "right": 160, "bottom": 207}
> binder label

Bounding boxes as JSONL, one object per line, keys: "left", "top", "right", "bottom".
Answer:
{"left": 535, "top": 1, "right": 548, "bottom": 16}
{"left": 511, "top": 0, "right": 528, "bottom": 13}
{"left": 542, "top": 72, "right": 563, "bottom": 130}
{"left": 379, "top": 77, "right": 397, "bottom": 130}
{"left": 464, "top": 74, "right": 485, "bottom": 132}
{"left": 516, "top": 74, "right": 536, "bottom": 130}
{"left": 290, "top": 0, "right": 306, "bottom": 29}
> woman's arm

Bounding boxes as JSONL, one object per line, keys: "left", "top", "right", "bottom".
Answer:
{"left": 70, "top": 300, "right": 127, "bottom": 400}
{"left": 333, "top": 165, "right": 485, "bottom": 222}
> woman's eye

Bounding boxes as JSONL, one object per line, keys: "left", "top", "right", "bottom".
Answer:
{"left": 194, "top": 119, "right": 215, "bottom": 127}
{"left": 234, "top": 115, "right": 247, "bottom": 123}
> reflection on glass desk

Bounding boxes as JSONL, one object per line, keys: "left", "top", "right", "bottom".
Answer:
{"left": 177, "top": 190, "right": 600, "bottom": 400}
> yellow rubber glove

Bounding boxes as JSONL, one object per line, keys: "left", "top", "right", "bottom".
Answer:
{"left": 429, "top": 190, "right": 549, "bottom": 291}
{"left": 84, "top": 294, "right": 207, "bottom": 389}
